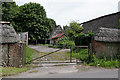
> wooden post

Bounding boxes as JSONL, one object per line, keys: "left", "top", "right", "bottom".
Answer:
{"left": 70, "top": 47, "right": 72, "bottom": 63}
{"left": 88, "top": 43, "right": 92, "bottom": 62}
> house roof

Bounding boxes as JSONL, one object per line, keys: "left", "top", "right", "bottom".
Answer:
{"left": 49, "top": 25, "right": 63, "bottom": 40}
{"left": 80, "top": 12, "right": 120, "bottom": 25}
{"left": 52, "top": 33, "right": 64, "bottom": 39}
{"left": 0, "top": 24, "right": 19, "bottom": 43}
{"left": 94, "top": 27, "right": 120, "bottom": 42}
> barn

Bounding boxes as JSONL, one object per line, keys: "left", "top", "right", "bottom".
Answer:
{"left": 92, "top": 27, "right": 120, "bottom": 59}
{"left": 80, "top": 12, "right": 120, "bottom": 58}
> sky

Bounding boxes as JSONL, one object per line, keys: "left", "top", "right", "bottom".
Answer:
{"left": 14, "top": 0, "right": 120, "bottom": 27}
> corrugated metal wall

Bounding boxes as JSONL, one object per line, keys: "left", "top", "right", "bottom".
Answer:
{"left": 17, "top": 32, "right": 28, "bottom": 46}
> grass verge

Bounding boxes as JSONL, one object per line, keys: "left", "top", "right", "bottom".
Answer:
{"left": 1, "top": 67, "right": 30, "bottom": 77}
{"left": 25, "top": 47, "right": 39, "bottom": 63}
{"left": 72, "top": 49, "right": 120, "bottom": 68}
{"left": 1, "top": 47, "right": 40, "bottom": 77}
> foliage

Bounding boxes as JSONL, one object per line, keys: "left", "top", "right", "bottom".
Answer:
{"left": 119, "top": 19, "right": 120, "bottom": 29}
{"left": 75, "top": 32, "right": 94, "bottom": 46}
{"left": 25, "top": 47, "right": 39, "bottom": 63}
{"left": 2, "top": 2, "right": 56, "bottom": 42}
{"left": 1, "top": 67, "right": 29, "bottom": 76}
{"left": 72, "top": 49, "right": 88, "bottom": 62}
{"left": 63, "top": 21, "right": 83, "bottom": 40}
{"left": 2, "top": 2, "right": 19, "bottom": 22}
{"left": 56, "top": 37, "right": 75, "bottom": 49}
{"left": 88, "top": 55, "right": 119, "bottom": 68}
{"left": 72, "top": 48, "right": 119, "bottom": 68}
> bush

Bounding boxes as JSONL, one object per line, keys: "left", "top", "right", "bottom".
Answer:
{"left": 74, "top": 32, "right": 94, "bottom": 46}
{"left": 90, "top": 55, "right": 119, "bottom": 68}
{"left": 72, "top": 48, "right": 119, "bottom": 68}
{"left": 57, "top": 37, "right": 75, "bottom": 49}
{"left": 72, "top": 49, "right": 88, "bottom": 62}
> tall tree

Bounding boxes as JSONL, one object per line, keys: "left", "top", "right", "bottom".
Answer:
{"left": 64, "top": 21, "right": 83, "bottom": 40}
{"left": 2, "top": 2, "right": 19, "bottom": 22}
{"left": 2, "top": 2, "right": 56, "bottom": 43}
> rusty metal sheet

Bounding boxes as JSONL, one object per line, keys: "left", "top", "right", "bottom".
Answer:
{"left": 17, "top": 32, "right": 28, "bottom": 46}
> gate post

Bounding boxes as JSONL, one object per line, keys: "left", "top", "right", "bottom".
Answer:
{"left": 70, "top": 47, "right": 72, "bottom": 63}
{"left": 88, "top": 43, "right": 92, "bottom": 62}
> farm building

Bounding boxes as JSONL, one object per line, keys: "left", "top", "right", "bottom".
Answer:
{"left": 81, "top": 12, "right": 120, "bottom": 34}
{"left": 0, "top": 22, "right": 25, "bottom": 67}
{"left": 80, "top": 12, "right": 120, "bottom": 58}
{"left": 92, "top": 27, "right": 120, "bottom": 59}
{"left": 49, "top": 25, "right": 65, "bottom": 45}
{"left": 51, "top": 33, "right": 65, "bottom": 45}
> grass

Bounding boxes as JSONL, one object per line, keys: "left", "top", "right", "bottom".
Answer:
{"left": 25, "top": 47, "right": 39, "bottom": 63}
{"left": 1, "top": 67, "right": 30, "bottom": 77}
{"left": 42, "top": 51, "right": 70, "bottom": 61}
{"left": 29, "top": 70, "right": 38, "bottom": 73}
{"left": 86, "top": 55, "right": 120, "bottom": 68}
{"left": 72, "top": 49, "right": 120, "bottom": 68}
{"left": 0, "top": 47, "right": 40, "bottom": 77}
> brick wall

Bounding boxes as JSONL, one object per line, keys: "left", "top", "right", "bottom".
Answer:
{"left": 8, "top": 43, "right": 25, "bottom": 67}
{"left": 0, "top": 43, "right": 25, "bottom": 67}
{"left": 92, "top": 40, "right": 120, "bottom": 59}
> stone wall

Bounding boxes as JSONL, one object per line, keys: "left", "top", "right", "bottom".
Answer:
{"left": 92, "top": 40, "right": 120, "bottom": 59}
{"left": 0, "top": 44, "right": 9, "bottom": 66}
{"left": 82, "top": 12, "right": 120, "bottom": 33}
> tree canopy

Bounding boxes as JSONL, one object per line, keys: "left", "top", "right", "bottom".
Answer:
{"left": 2, "top": 2, "right": 56, "bottom": 42}
{"left": 63, "top": 21, "right": 83, "bottom": 40}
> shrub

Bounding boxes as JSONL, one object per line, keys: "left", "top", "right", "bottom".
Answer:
{"left": 57, "top": 37, "right": 75, "bottom": 49}
{"left": 72, "top": 48, "right": 119, "bottom": 68}
{"left": 72, "top": 49, "right": 88, "bottom": 62}
{"left": 88, "top": 55, "right": 119, "bottom": 68}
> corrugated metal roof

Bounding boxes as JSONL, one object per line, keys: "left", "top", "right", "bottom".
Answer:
{"left": 52, "top": 33, "right": 64, "bottom": 39}
{"left": 0, "top": 21, "right": 10, "bottom": 24}
{"left": 94, "top": 27, "right": 120, "bottom": 42}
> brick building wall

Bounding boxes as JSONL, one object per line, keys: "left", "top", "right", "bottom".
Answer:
{"left": 0, "top": 43, "right": 25, "bottom": 67}
{"left": 8, "top": 43, "right": 25, "bottom": 67}
{"left": 92, "top": 40, "right": 120, "bottom": 59}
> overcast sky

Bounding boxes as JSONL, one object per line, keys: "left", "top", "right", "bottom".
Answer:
{"left": 14, "top": 0, "right": 120, "bottom": 26}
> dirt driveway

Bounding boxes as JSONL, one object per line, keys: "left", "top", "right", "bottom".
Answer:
{"left": 1, "top": 45, "right": 118, "bottom": 78}
{"left": 29, "top": 45, "right": 70, "bottom": 53}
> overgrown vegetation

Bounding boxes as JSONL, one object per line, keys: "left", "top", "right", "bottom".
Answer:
{"left": 56, "top": 37, "right": 75, "bottom": 49}
{"left": 86, "top": 55, "right": 119, "bottom": 68}
{"left": 25, "top": 47, "right": 39, "bottom": 63}
{"left": 72, "top": 49, "right": 119, "bottom": 68}
{"left": 74, "top": 32, "right": 94, "bottom": 46}
{"left": 63, "top": 21, "right": 83, "bottom": 40}
{"left": 1, "top": 67, "right": 30, "bottom": 77}
{"left": 72, "top": 49, "right": 88, "bottom": 62}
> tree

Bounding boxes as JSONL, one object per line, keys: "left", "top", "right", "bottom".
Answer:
{"left": 2, "top": 2, "right": 56, "bottom": 43}
{"left": 64, "top": 21, "right": 83, "bottom": 40}
{"left": 2, "top": 2, "right": 19, "bottom": 22}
